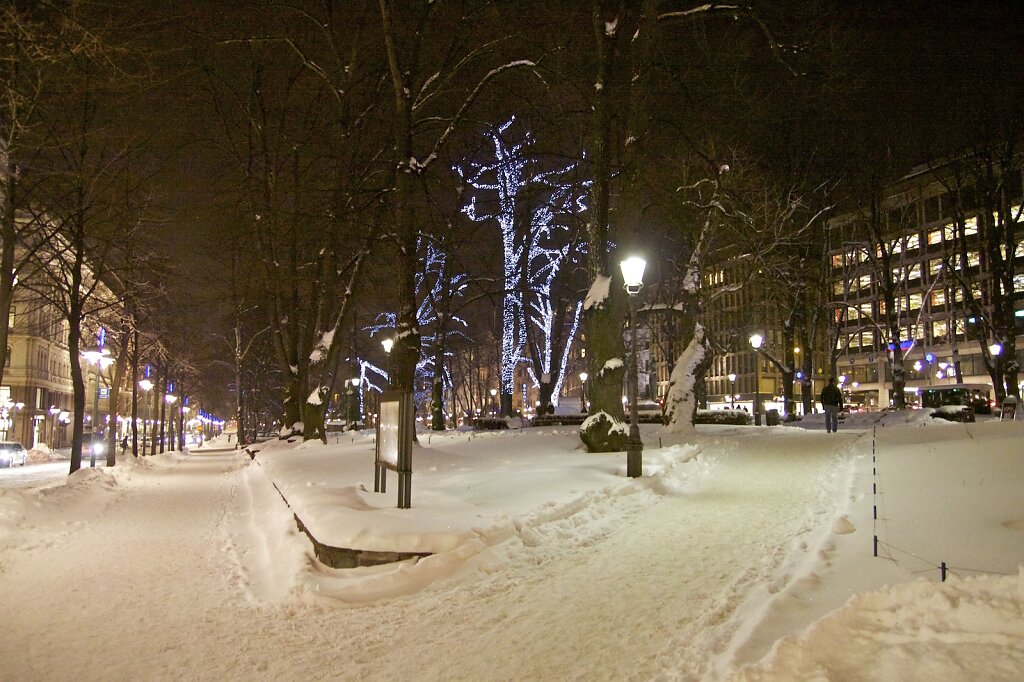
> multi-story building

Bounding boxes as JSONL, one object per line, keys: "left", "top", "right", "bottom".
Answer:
{"left": 3, "top": 296, "right": 74, "bottom": 447}
{"left": 825, "top": 162, "right": 1024, "bottom": 408}
{"left": 696, "top": 157, "right": 1024, "bottom": 415}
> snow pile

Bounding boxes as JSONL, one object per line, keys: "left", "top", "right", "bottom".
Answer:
{"left": 733, "top": 568, "right": 1024, "bottom": 681}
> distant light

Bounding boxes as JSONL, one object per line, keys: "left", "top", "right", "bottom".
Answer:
{"left": 749, "top": 333, "right": 764, "bottom": 349}
{"left": 381, "top": 338, "right": 394, "bottom": 354}
{"left": 579, "top": 372, "right": 588, "bottom": 382}
{"left": 989, "top": 342, "right": 1003, "bottom": 356}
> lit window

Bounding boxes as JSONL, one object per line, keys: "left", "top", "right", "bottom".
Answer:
{"left": 966, "top": 251, "right": 980, "bottom": 267}
{"left": 928, "top": 229, "right": 942, "bottom": 245}
{"left": 929, "top": 258, "right": 943, "bottom": 275}
{"left": 931, "top": 290, "right": 946, "bottom": 306}
{"left": 906, "top": 233, "right": 920, "bottom": 250}
{"left": 907, "top": 264, "right": 921, "bottom": 280}
{"left": 963, "top": 216, "right": 978, "bottom": 235}
{"left": 909, "top": 293, "right": 922, "bottom": 310}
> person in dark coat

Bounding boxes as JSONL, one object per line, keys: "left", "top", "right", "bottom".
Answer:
{"left": 820, "top": 377, "right": 844, "bottom": 433}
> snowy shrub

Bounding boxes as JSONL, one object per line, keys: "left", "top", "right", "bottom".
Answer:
{"left": 580, "top": 411, "right": 628, "bottom": 452}
{"left": 694, "top": 409, "right": 752, "bottom": 426}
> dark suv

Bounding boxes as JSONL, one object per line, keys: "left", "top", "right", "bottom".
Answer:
{"left": 0, "top": 441, "right": 28, "bottom": 467}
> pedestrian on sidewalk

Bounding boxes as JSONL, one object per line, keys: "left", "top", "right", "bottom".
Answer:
{"left": 820, "top": 377, "right": 844, "bottom": 433}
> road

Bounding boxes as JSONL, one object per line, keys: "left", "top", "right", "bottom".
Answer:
{"left": 0, "top": 460, "right": 76, "bottom": 489}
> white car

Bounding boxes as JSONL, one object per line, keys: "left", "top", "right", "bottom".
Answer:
{"left": 0, "top": 441, "right": 28, "bottom": 467}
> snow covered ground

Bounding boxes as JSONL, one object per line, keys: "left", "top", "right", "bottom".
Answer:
{"left": 0, "top": 410, "right": 1020, "bottom": 680}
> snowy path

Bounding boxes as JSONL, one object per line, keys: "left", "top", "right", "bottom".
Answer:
{"left": 347, "top": 430, "right": 855, "bottom": 682}
{"left": 0, "top": 450, "right": 260, "bottom": 680}
{"left": 0, "top": 433, "right": 855, "bottom": 681}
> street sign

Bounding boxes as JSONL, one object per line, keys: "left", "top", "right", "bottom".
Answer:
{"left": 374, "top": 390, "right": 414, "bottom": 508}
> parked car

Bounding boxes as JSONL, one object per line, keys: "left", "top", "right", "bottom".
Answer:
{"left": 0, "top": 441, "right": 28, "bottom": 467}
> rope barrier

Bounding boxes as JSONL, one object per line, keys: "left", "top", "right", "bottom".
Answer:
{"left": 870, "top": 426, "right": 1007, "bottom": 582}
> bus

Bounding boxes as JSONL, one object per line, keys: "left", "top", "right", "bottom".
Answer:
{"left": 919, "top": 384, "right": 994, "bottom": 415}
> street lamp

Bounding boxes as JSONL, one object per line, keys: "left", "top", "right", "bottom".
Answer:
{"left": 989, "top": 342, "right": 1003, "bottom": 357}
{"left": 620, "top": 255, "right": 646, "bottom": 478}
{"left": 165, "top": 393, "right": 178, "bottom": 452}
{"left": 48, "top": 405, "right": 60, "bottom": 447}
{"left": 381, "top": 337, "right": 394, "bottom": 388}
{"left": 139, "top": 378, "right": 153, "bottom": 455}
{"left": 579, "top": 371, "right": 588, "bottom": 413}
{"left": 347, "top": 377, "right": 360, "bottom": 429}
{"left": 81, "top": 347, "right": 113, "bottom": 467}
{"left": 749, "top": 333, "right": 764, "bottom": 425}
{"left": 490, "top": 387, "right": 498, "bottom": 416}
{"left": 727, "top": 373, "right": 737, "bottom": 408}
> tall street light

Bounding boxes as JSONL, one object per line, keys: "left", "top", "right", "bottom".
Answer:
{"left": 490, "top": 387, "right": 498, "bottom": 416}
{"left": 347, "top": 377, "right": 361, "bottom": 429}
{"left": 49, "top": 405, "right": 60, "bottom": 447}
{"left": 165, "top": 392, "right": 178, "bottom": 451}
{"left": 381, "top": 337, "right": 394, "bottom": 389}
{"left": 579, "top": 371, "right": 588, "bottom": 413}
{"left": 749, "top": 333, "right": 763, "bottom": 426}
{"left": 139, "top": 378, "right": 153, "bottom": 455}
{"left": 620, "top": 255, "right": 646, "bottom": 478}
{"left": 81, "top": 347, "right": 113, "bottom": 467}
{"left": 727, "top": 373, "right": 737, "bottom": 408}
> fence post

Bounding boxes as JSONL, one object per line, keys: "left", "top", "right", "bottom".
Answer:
{"left": 940, "top": 562, "right": 947, "bottom": 582}
{"left": 873, "top": 535, "right": 878, "bottom": 557}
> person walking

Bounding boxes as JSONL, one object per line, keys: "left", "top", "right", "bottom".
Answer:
{"left": 820, "top": 377, "right": 844, "bottom": 433}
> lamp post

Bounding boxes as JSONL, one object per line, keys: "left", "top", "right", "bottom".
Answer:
{"left": 489, "top": 387, "right": 498, "bottom": 416}
{"left": 727, "top": 373, "right": 737, "bottom": 408}
{"left": 381, "top": 337, "right": 394, "bottom": 389}
{"left": 620, "top": 255, "right": 646, "bottom": 478}
{"left": 165, "top": 392, "right": 178, "bottom": 451}
{"left": 579, "top": 371, "right": 588, "bottom": 413}
{"left": 139, "top": 378, "right": 153, "bottom": 455}
{"left": 48, "top": 405, "right": 60, "bottom": 447}
{"left": 347, "top": 378, "right": 360, "bottom": 429}
{"left": 81, "top": 347, "right": 113, "bottom": 467}
{"left": 749, "top": 333, "right": 763, "bottom": 425}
